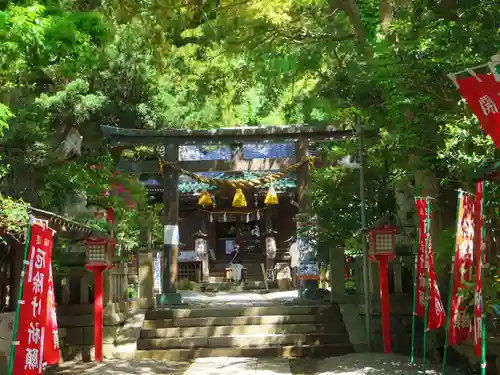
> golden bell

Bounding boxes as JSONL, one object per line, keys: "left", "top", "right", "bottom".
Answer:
{"left": 198, "top": 191, "right": 213, "bottom": 206}
{"left": 232, "top": 188, "right": 247, "bottom": 208}
{"left": 264, "top": 186, "right": 279, "bottom": 205}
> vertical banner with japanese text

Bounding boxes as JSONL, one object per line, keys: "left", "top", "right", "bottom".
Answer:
{"left": 456, "top": 73, "right": 500, "bottom": 150}
{"left": 448, "top": 193, "right": 475, "bottom": 345}
{"left": 415, "top": 199, "right": 446, "bottom": 329}
{"left": 474, "top": 181, "right": 486, "bottom": 357}
{"left": 43, "top": 263, "right": 60, "bottom": 366}
{"left": 11, "top": 222, "right": 53, "bottom": 375}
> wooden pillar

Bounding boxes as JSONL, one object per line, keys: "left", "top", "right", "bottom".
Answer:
{"left": 8, "top": 241, "right": 23, "bottom": 311}
{"left": 200, "top": 214, "right": 210, "bottom": 282}
{"left": 158, "top": 143, "right": 182, "bottom": 305}
{"left": 296, "top": 139, "right": 310, "bottom": 213}
{"left": 264, "top": 212, "right": 274, "bottom": 271}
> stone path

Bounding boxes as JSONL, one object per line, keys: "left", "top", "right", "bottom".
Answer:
{"left": 49, "top": 357, "right": 292, "bottom": 375}
{"left": 180, "top": 290, "right": 300, "bottom": 307}
{"left": 48, "top": 353, "right": 466, "bottom": 375}
{"left": 48, "top": 359, "right": 191, "bottom": 375}
{"left": 185, "top": 357, "right": 292, "bottom": 375}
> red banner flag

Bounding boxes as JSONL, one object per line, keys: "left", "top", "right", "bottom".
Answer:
{"left": 12, "top": 222, "right": 54, "bottom": 375}
{"left": 456, "top": 73, "right": 500, "bottom": 150}
{"left": 448, "top": 193, "right": 475, "bottom": 345}
{"left": 416, "top": 199, "right": 446, "bottom": 329}
{"left": 43, "top": 263, "right": 60, "bottom": 366}
{"left": 474, "top": 181, "right": 486, "bottom": 357}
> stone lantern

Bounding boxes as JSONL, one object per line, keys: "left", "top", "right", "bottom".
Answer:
{"left": 193, "top": 230, "right": 209, "bottom": 281}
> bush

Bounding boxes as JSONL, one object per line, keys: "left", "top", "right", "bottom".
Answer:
{"left": 176, "top": 279, "right": 196, "bottom": 290}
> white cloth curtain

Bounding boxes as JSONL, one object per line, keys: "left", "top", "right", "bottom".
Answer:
{"left": 231, "top": 263, "right": 244, "bottom": 281}
{"left": 289, "top": 242, "right": 298, "bottom": 268}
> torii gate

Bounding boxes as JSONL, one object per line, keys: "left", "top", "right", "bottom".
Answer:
{"left": 100, "top": 124, "right": 352, "bottom": 305}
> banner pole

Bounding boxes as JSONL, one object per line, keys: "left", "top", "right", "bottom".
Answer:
{"left": 410, "top": 212, "right": 419, "bottom": 365}
{"left": 7, "top": 219, "right": 32, "bottom": 375}
{"left": 422, "top": 198, "right": 432, "bottom": 374}
{"left": 442, "top": 192, "right": 462, "bottom": 375}
{"left": 480, "top": 183, "right": 488, "bottom": 375}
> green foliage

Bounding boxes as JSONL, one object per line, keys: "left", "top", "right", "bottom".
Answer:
{"left": 0, "top": 103, "right": 12, "bottom": 136}
{"left": 459, "top": 266, "right": 500, "bottom": 318}
{"left": 1, "top": 0, "right": 500, "bottom": 308}
{"left": 0, "top": 195, "right": 29, "bottom": 243}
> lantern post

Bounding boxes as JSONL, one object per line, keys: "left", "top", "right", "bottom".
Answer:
{"left": 84, "top": 204, "right": 115, "bottom": 365}
{"left": 193, "top": 230, "right": 208, "bottom": 281}
{"left": 367, "top": 224, "right": 397, "bottom": 354}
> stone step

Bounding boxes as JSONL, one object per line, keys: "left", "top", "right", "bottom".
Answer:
{"left": 137, "top": 333, "right": 350, "bottom": 350}
{"left": 135, "top": 343, "right": 353, "bottom": 361}
{"left": 140, "top": 323, "right": 320, "bottom": 338}
{"left": 145, "top": 305, "right": 330, "bottom": 320}
{"left": 203, "top": 280, "right": 266, "bottom": 287}
{"left": 143, "top": 314, "right": 318, "bottom": 329}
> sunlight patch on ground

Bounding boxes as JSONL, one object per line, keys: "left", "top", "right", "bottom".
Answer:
{"left": 48, "top": 359, "right": 191, "bottom": 375}
{"left": 184, "top": 357, "right": 292, "bottom": 375}
{"left": 316, "top": 353, "right": 462, "bottom": 375}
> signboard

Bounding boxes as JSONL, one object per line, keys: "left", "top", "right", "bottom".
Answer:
{"left": 153, "top": 252, "right": 162, "bottom": 293}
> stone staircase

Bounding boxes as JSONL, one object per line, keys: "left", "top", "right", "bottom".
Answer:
{"left": 135, "top": 303, "right": 353, "bottom": 361}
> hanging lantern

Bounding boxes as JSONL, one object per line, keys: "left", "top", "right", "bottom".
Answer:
{"left": 198, "top": 191, "right": 213, "bottom": 206}
{"left": 232, "top": 188, "right": 247, "bottom": 208}
{"left": 264, "top": 185, "right": 279, "bottom": 205}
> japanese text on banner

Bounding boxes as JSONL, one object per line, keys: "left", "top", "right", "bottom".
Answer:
{"left": 44, "top": 264, "right": 60, "bottom": 366}
{"left": 448, "top": 193, "right": 475, "bottom": 345}
{"left": 12, "top": 223, "right": 53, "bottom": 375}
{"left": 474, "top": 181, "right": 486, "bottom": 357}
{"left": 415, "top": 199, "right": 445, "bottom": 330}
{"left": 457, "top": 74, "right": 500, "bottom": 151}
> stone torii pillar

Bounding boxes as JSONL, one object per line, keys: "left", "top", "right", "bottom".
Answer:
{"left": 157, "top": 143, "right": 182, "bottom": 305}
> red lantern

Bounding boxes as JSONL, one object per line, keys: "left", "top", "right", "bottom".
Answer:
{"left": 83, "top": 236, "right": 114, "bottom": 363}
{"left": 367, "top": 224, "right": 397, "bottom": 256}
{"left": 84, "top": 237, "right": 112, "bottom": 266}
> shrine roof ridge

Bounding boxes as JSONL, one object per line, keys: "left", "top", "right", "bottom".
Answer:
{"left": 101, "top": 124, "right": 353, "bottom": 145}
{"left": 28, "top": 207, "right": 110, "bottom": 240}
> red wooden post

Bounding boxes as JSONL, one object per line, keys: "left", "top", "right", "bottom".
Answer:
{"left": 87, "top": 265, "right": 106, "bottom": 362}
{"left": 367, "top": 225, "right": 397, "bottom": 354}
{"left": 370, "top": 254, "right": 395, "bottom": 353}
{"left": 84, "top": 233, "right": 113, "bottom": 363}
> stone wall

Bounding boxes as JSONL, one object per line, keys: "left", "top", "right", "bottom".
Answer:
{"left": 58, "top": 301, "right": 128, "bottom": 361}
{"left": 0, "top": 312, "right": 15, "bottom": 374}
